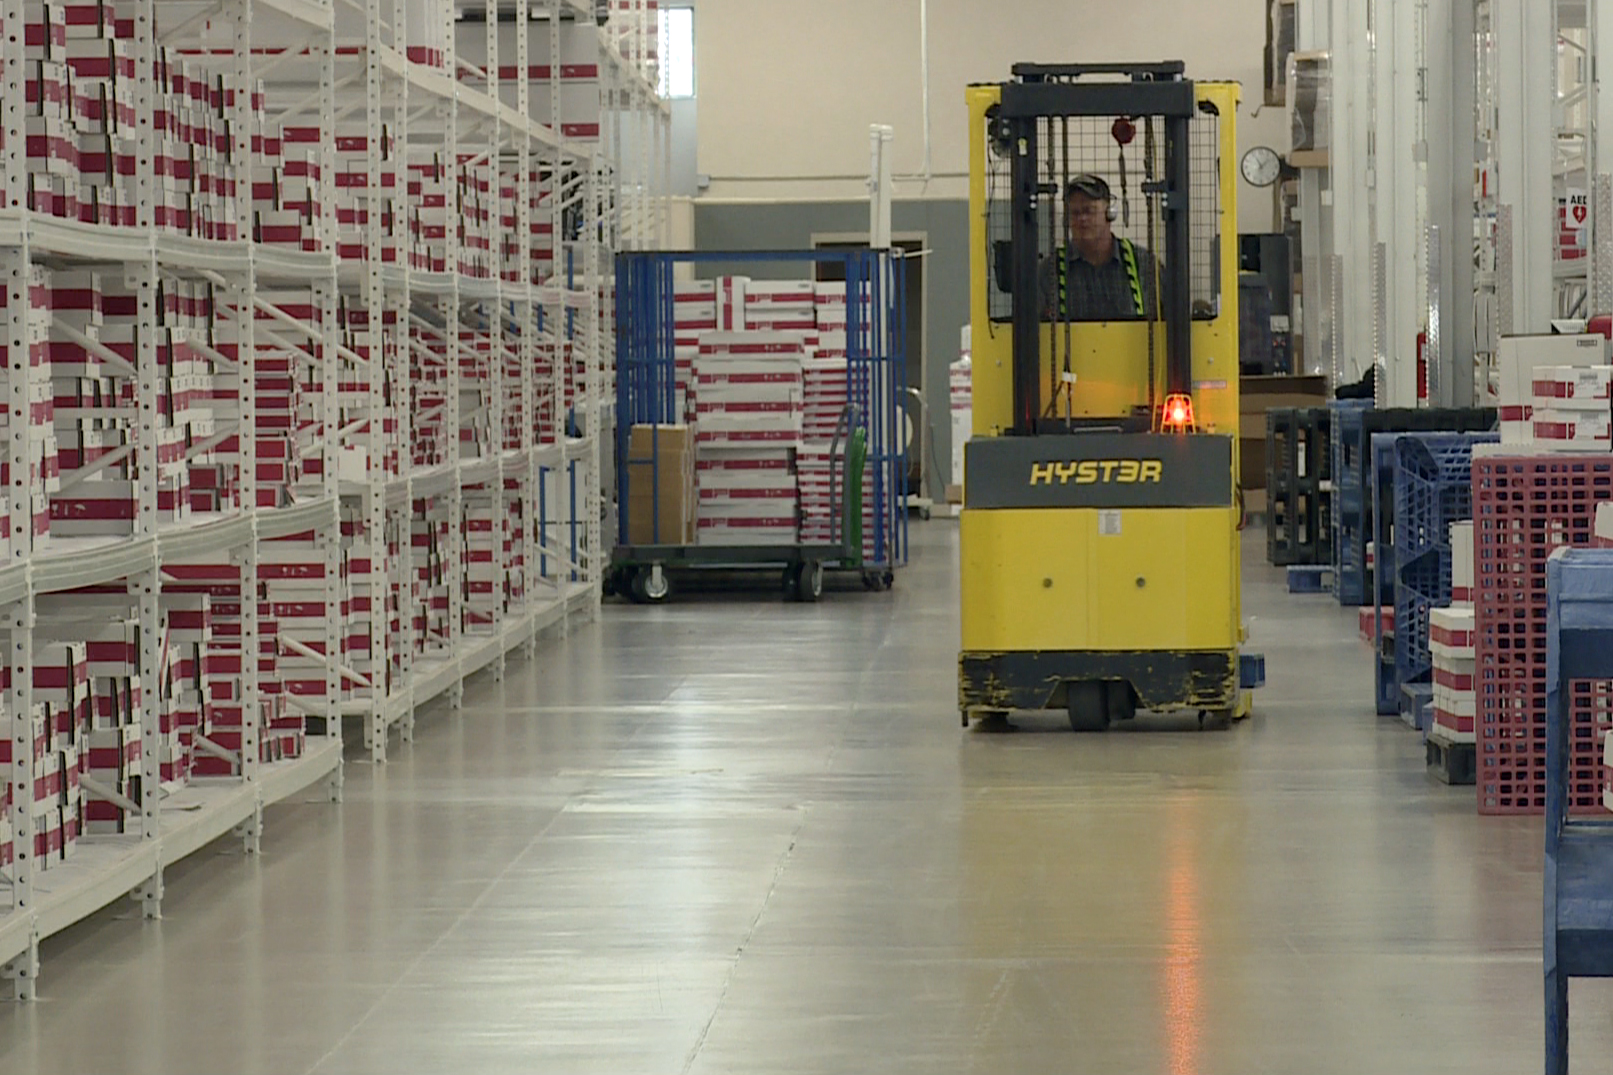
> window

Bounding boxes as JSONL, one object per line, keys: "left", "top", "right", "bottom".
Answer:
{"left": 658, "top": 7, "right": 694, "bottom": 99}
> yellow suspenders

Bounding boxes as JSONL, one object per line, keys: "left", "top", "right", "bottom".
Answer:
{"left": 1057, "top": 240, "right": 1145, "bottom": 317}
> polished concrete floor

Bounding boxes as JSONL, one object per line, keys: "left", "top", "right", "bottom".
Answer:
{"left": 0, "top": 522, "right": 1603, "bottom": 1073}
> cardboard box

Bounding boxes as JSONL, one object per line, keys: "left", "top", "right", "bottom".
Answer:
{"left": 625, "top": 424, "right": 695, "bottom": 546}
{"left": 1239, "top": 374, "right": 1328, "bottom": 490}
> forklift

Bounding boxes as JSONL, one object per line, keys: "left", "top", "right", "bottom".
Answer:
{"left": 958, "top": 62, "right": 1263, "bottom": 732}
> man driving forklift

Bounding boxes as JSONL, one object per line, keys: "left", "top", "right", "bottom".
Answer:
{"left": 1038, "top": 173, "right": 1159, "bottom": 322}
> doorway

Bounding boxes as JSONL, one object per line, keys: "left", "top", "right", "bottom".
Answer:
{"left": 812, "top": 234, "right": 928, "bottom": 500}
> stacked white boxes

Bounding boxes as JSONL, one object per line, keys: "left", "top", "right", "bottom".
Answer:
{"left": 259, "top": 536, "right": 330, "bottom": 763}
{"left": 672, "top": 279, "right": 716, "bottom": 420}
{"left": 1429, "top": 520, "right": 1477, "bottom": 746}
{"left": 950, "top": 325, "right": 972, "bottom": 494}
{"left": 1496, "top": 333, "right": 1608, "bottom": 445}
{"left": 1532, "top": 364, "right": 1613, "bottom": 451}
{"left": 464, "top": 497, "right": 499, "bottom": 631}
{"left": 746, "top": 280, "right": 818, "bottom": 333}
{"left": 691, "top": 333, "right": 803, "bottom": 547}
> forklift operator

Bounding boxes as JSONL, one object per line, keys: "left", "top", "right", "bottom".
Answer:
{"left": 1038, "top": 174, "right": 1158, "bottom": 322}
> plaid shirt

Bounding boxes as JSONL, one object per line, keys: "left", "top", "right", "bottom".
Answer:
{"left": 1038, "top": 239, "right": 1159, "bottom": 322}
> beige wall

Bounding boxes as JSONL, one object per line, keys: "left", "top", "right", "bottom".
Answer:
{"left": 694, "top": 0, "right": 1287, "bottom": 232}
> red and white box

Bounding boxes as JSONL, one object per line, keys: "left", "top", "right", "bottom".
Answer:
{"left": 1449, "top": 520, "right": 1475, "bottom": 606}
{"left": 1430, "top": 607, "right": 1475, "bottom": 660}
{"left": 1533, "top": 365, "right": 1613, "bottom": 408}
{"left": 1498, "top": 334, "right": 1605, "bottom": 444}
{"left": 1596, "top": 502, "right": 1613, "bottom": 548}
{"left": 715, "top": 276, "right": 749, "bottom": 332}
{"left": 1533, "top": 409, "right": 1613, "bottom": 450}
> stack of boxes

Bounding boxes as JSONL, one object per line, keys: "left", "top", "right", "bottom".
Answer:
{"left": 1429, "top": 520, "right": 1476, "bottom": 750}
{"left": 407, "top": 157, "right": 449, "bottom": 274}
{"left": 3, "top": 640, "right": 90, "bottom": 866}
{"left": 456, "top": 162, "right": 494, "bottom": 279}
{"left": 691, "top": 333, "right": 803, "bottom": 547}
{"left": 258, "top": 536, "right": 327, "bottom": 762}
{"left": 163, "top": 560, "right": 248, "bottom": 776}
{"left": 1532, "top": 365, "right": 1613, "bottom": 450}
{"left": 48, "top": 272, "right": 193, "bottom": 536}
{"left": 463, "top": 497, "right": 499, "bottom": 631}
{"left": 329, "top": 122, "right": 400, "bottom": 265}
{"left": 24, "top": 0, "right": 276, "bottom": 241}
{"left": 411, "top": 504, "right": 451, "bottom": 651}
{"left": 1495, "top": 333, "right": 1608, "bottom": 446}
{"left": 950, "top": 327, "right": 971, "bottom": 500}
{"left": 252, "top": 121, "right": 325, "bottom": 253}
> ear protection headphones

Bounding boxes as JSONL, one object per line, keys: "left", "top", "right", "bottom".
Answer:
{"left": 1066, "top": 174, "right": 1119, "bottom": 223}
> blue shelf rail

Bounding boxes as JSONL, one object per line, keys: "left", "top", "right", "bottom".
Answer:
{"left": 1380, "top": 432, "right": 1497, "bottom": 718}
{"left": 1543, "top": 549, "right": 1613, "bottom": 1074}
{"left": 614, "top": 248, "right": 908, "bottom": 572}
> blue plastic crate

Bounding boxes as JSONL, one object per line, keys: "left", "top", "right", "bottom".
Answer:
{"left": 1392, "top": 432, "right": 1497, "bottom": 561}
{"left": 1383, "top": 431, "right": 1497, "bottom": 718}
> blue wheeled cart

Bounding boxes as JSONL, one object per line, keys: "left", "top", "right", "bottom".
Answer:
{"left": 608, "top": 248, "right": 908, "bottom": 603}
{"left": 1543, "top": 549, "right": 1613, "bottom": 1074}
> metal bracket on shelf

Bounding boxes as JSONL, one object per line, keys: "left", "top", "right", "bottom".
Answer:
{"left": 1, "top": 928, "right": 40, "bottom": 1002}
{"left": 133, "top": 867, "right": 164, "bottom": 921}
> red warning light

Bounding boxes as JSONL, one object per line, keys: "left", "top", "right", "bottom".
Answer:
{"left": 1162, "top": 394, "right": 1195, "bottom": 432}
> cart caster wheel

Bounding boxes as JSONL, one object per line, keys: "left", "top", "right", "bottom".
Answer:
{"left": 920, "top": 506, "right": 932, "bottom": 521}
{"left": 791, "top": 560, "right": 823, "bottom": 603}
{"left": 630, "top": 565, "right": 671, "bottom": 604}
{"left": 1067, "top": 681, "right": 1110, "bottom": 732}
{"left": 861, "top": 570, "right": 894, "bottom": 592}
{"left": 602, "top": 567, "right": 628, "bottom": 598}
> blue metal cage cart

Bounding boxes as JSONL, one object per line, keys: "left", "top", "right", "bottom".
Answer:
{"left": 608, "top": 248, "right": 909, "bottom": 603}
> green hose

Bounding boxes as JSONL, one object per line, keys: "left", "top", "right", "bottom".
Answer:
{"left": 845, "top": 428, "right": 867, "bottom": 567}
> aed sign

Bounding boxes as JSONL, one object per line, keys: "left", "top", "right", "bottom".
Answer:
{"left": 965, "top": 433, "right": 1233, "bottom": 510}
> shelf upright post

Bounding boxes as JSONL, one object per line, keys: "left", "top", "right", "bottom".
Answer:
{"left": 222, "top": 0, "right": 261, "bottom": 807}
{"left": 1, "top": 591, "right": 35, "bottom": 998}
{"left": 442, "top": 0, "right": 465, "bottom": 708}
{"left": 389, "top": 0, "right": 413, "bottom": 733}
{"left": 130, "top": 0, "right": 167, "bottom": 921}
{"left": 486, "top": 9, "right": 507, "bottom": 649}
{"left": 0, "top": 0, "right": 35, "bottom": 989}
{"left": 516, "top": 0, "right": 537, "bottom": 650}
{"left": 312, "top": 6, "right": 342, "bottom": 781}
{"left": 363, "top": 0, "right": 389, "bottom": 761}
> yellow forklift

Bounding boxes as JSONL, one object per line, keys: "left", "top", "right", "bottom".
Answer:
{"left": 958, "top": 62, "right": 1263, "bottom": 732}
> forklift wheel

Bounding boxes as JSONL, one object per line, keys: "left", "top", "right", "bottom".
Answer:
{"left": 1198, "top": 708, "right": 1235, "bottom": 731}
{"left": 630, "top": 566, "right": 671, "bottom": 605}
{"left": 1105, "top": 682, "right": 1137, "bottom": 724}
{"left": 967, "top": 709, "right": 1015, "bottom": 732}
{"left": 1067, "top": 682, "right": 1110, "bottom": 733}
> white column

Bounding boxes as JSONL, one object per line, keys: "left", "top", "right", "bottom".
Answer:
{"left": 1332, "top": 0, "right": 1374, "bottom": 383}
{"left": 1592, "top": 0, "right": 1613, "bottom": 314}
{"left": 1495, "top": 0, "right": 1557, "bottom": 335}
{"left": 1296, "top": 0, "right": 1327, "bottom": 376}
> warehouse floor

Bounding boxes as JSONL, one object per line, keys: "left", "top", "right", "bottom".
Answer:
{"left": 1, "top": 522, "right": 1605, "bottom": 1073}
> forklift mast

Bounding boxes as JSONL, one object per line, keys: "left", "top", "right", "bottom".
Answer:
{"left": 1000, "top": 63, "right": 1197, "bottom": 434}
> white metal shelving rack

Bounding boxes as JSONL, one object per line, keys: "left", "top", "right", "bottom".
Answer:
{"left": 0, "top": 0, "right": 664, "bottom": 999}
